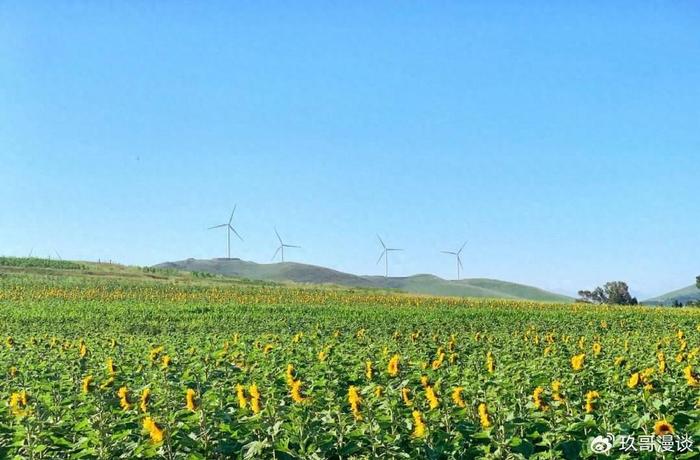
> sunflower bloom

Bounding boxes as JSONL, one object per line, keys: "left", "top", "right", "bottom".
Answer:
{"left": 149, "top": 346, "right": 164, "bottom": 363}
{"left": 451, "top": 387, "right": 466, "bottom": 408}
{"left": 533, "top": 386, "right": 547, "bottom": 410}
{"left": 117, "top": 386, "right": 130, "bottom": 411}
{"left": 81, "top": 375, "right": 93, "bottom": 394}
{"left": 571, "top": 354, "right": 585, "bottom": 372}
{"left": 106, "top": 358, "right": 116, "bottom": 375}
{"left": 9, "top": 391, "right": 29, "bottom": 417}
{"left": 478, "top": 403, "right": 491, "bottom": 428}
{"left": 432, "top": 347, "right": 445, "bottom": 370}
{"left": 348, "top": 385, "right": 362, "bottom": 420}
{"left": 140, "top": 388, "right": 151, "bottom": 413}
{"left": 689, "top": 347, "right": 700, "bottom": 361}
{"left": 551, "top": 380, "right": 563, "bottom": 401}
{"left": 657, "top": 352, "right": 666, "bottom": 374}
{"left": 585, "top": 390, "right": 599, "bottom": 413}
{"left": 654, "top": 420, "right": 674, "bottom": 436}
{"left": 249, "top": 384, "right": 261, "bottom": 414}
{"left": 374, "top": 386, "right": 383, "bottom": 398}
{"left": 79, "top": 341, "right": 88, "bottom": 358}
{"left": 425, "top": 386, "right": 439, "bottom": 410}
{"left": 285, "top": 364, "right": 296, "bottom": 386}
{"left": 161, "top": 355, "right": 171, "bottom": 369}
{"left": 401, "top": 387, "right": 413, "bottom": 406}
{"left": 185, "top": 388, "right": 197, "bottom": 411}
{"left": 592, "top": 343, "right": 602, "bottom": 356}
{"left": 236, "top": 384, "right": 247, "bottom": 409}
{"left": 412, "top": 410, "right": 426, "bottom": 437}
{"left": 290, "top": 379, "right": 306, "bottom": 403}
{"left": 420, "top": 375, "right": 429, "bottom": 388}
{"left": 143, "top": 416, "right": 164, "bottom": 443}
{"left": 486, "top": 352, "right": 495, "bottom": 373}
{"left": 387, "top": 354, "right": 400, "bottom": 377}
{"left": 365, "top": 361, "right": 373, "bottom": 380}
{"left": 684, "top": 365, "right": 699, "bottom": 387}
{"left": 627, "top": 372, "right": 640, "bottom": 389}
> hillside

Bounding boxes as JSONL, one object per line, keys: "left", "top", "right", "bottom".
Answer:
{"left": 156, "top": 258, "right": 573, "bottom": 302}
{"left": 644, "top": 284, "right": 700, "bottom": 305}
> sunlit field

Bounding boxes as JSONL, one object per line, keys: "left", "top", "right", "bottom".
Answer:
{"left": 1, "top": 273, "right": 699, "bottom": 459}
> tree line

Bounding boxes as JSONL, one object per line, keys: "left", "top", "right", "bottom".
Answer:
{"left": 577, "top": 276, "right": 700, "bottom": 307}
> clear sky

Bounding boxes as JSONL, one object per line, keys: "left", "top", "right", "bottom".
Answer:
{"left": 1, "top": 2, "right": 698, "bottom": 298}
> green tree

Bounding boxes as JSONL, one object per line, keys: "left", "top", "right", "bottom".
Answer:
{"left": 578, "top": 281, "right": 638, "bottom": 305}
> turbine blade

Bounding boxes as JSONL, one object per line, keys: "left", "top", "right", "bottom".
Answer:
{"left": 388, "top": 248, "right": 403, "bottom": 251}
{"left": 377, "top": 235, "right": 386, "bottom": 249}
{"left": 376, "top": 251, "right": 385, "bottom": 265}
{"left": 271, "top": 246, "right": 281, "bottom": 261}
{"left": 274, "top": 227, "right": 283, "bottom": 244}
{"left": 230, "top": 225, "right": 243, "bottom": 241}
{"left": 284, "top": 245, "right": 301, "bottom": 248}
{"left": 458, "top": 241, "right": 467, "bottom": 254}
{"left": 458, "top": 256, "right": 463, "bottom": 269}
{"left": 208, "top": 224, "right": 227, "bottom": 229}
{"left": 228, "top": 205, "right": 236, "bottom": 224}
{"left": 441, "top": 251, "right": 456, "bottom": 255}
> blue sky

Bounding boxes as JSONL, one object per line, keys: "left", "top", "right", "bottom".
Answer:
{"left": 1, "top": 2, "right": 698, "bottom": 298}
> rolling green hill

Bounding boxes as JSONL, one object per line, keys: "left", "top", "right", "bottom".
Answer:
{"left": 644, "top": 284, "right": 700, "bottom": 306}
{"left": 155, "top": 258, "right": 573, "bottom": 302}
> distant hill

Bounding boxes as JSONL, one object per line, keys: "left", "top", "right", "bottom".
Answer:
{"left": 644, "top": 284, "right": 700, "bottom": 306}
{"left": 155, "top": 258, "right": 573, "bottom": 302}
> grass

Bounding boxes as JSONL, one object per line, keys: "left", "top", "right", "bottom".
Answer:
{"left": 157, "top": 258, "right": 574, "bottom": 302}
{"left": 0, "top": 256, "right": 85, "bottom": 270}
{"left": 645, "top": 284, "right": 700, "bottom": 305}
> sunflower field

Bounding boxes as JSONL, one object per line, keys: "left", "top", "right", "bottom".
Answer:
{"left": 0, "top": 273, "right": 699, "bottom": 459}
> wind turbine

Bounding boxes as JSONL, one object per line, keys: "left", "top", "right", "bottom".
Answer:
{"left": 441, "top": 241, "right": 466, "bottom": 280}
{"left": 272, "top": 228, "right": 300, "bottom": 262}
{"left": 208, "top": 205, "right": 243, "bottom": 259}
{"left": 376, "top": 235, "right": 402, "bottom": 278}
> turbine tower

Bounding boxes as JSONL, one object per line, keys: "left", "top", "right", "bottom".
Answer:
{"left": 376, "top": 235, "right": 402, "bottom": 278}
{"left": 441, "top": 241, "right": 466, "bottom": 280}
{"left": 272, "top": 227, "right": 300, "bottom": 262}
{"left": 208, "top": 205, "right": 243, "bottom": 259}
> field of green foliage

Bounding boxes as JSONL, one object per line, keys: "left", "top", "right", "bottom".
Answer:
{"left": 0, "top": 270, "right": 699, "bottom": 459}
